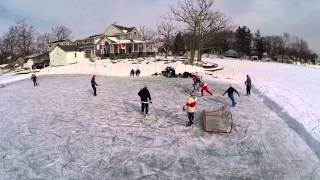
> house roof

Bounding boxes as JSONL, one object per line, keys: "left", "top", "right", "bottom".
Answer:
{"left": 58, "top": 45, "right": 79, "bottom": 52}
{"left": 113, "top": 24, "right": 135, "bottom": 32}
{"left": 89, "top": 34, "right": 103, "bottom": 38}
{"left": 49, "top": 39, "right": 72, "bottom": 44}
{"left": 26, "top": 53, "right": 46, "bottom": 59}
{"left": 24, "top": 53, "right": 49, "bottom": 63}
{"left": 107, "top": 37, "right": 144, "bottom": 44}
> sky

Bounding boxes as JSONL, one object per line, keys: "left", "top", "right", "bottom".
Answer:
{"left": 0, "top": 0, "right": 319, "bottom": 54}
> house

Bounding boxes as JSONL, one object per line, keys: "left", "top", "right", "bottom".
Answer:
{"left": 23, "top": 53, "right": 50, "bottom": 69}
{"left": 48, "top": 39, "right": 74, "bottom": 52}
{"left": 14, "top": 57, "right": 25, "bottom": 70}
{"left": 49, "top": 46, "right": 86, "bottom": 66}
{"left": 76, "top": 34, "right": 104, "bottom": 59}
{"left": 104, "top": 24, "right": 142, "bottom": 40}
{"left": 276, "top": 55, "right": 290, "bottom": 63}
{"left": 224, "top": 49, "right": 239, "bottom": 58}
{"left": 76, "top": 24, "right": 155, "bottom": 59}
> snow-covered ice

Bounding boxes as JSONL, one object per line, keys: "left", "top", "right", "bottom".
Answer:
{"left": 0, "top": 75, "right": 320, "bottom": 179}
{"left": 202, "top": 56, "right": 320, "bottom": 142}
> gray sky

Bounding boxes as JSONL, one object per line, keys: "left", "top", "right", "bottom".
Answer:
{"left": 0, "top": 0, "right": 319, "bottom": 54}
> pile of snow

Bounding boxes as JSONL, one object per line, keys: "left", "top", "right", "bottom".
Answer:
{"left": 42, "top": 57, "right": 204, "bottom": 77}
{"left": 203, "top": 57, "right": 320, "bottom": 141}
{"left": 0, "top": 72, "right": 31, "bottom": 84}
{"left": 0, "top": 57, "right": 204, "bottom": 85}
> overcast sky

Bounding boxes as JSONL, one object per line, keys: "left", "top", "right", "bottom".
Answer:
{"left": 0, "top": 0, "right": 319, "bottom": 54}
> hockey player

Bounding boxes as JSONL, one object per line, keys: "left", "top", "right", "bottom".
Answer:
{"left": 199, "top": 81, "right": 213, "bottom": 97}
{"left": 245, "top": 75, "right": 252, "bottom": 96}
{"left": 91, "top": 74, "right": 98, "bottom": 96}
{"left": 183, "top": 91, "right": 198, "bottom": 127}
{"left": 138, "top": 83, "right": 152, "bottom": 116}
{"left": 31, "top": 74, "right": 38, "bottom": 87}
{"left": 192, "top": 75, "right": 201, "bottom": 92}
{"left": 223, "top": 86, "right": 240, "bottom": 107}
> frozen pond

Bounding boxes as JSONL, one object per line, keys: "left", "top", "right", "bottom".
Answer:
{"left": 0, "top": 75, "right": 319, "bottom": 179}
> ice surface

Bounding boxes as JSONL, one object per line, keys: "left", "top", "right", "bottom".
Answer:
{"left": 0, "top": 75, "right": 319, "bottom": 179}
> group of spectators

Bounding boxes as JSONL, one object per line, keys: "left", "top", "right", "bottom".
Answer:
{"left": 130, "top": 69, "right": 141, "bottom": 76}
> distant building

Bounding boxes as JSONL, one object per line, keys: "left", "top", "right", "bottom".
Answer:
{"left": 49, "top": 46, "right": 85, "bottom": 66}
{"left": 276, "top": 55, "right": 290, "bottom": 63}
{"left": 48, "top": 39, "right": 74, "bottom": 52}
{"left": 0, "top": 64, "right": 10, "bottom": 74}
{"left": 75, "top": 34, "right": 104, "bottom": 59}
{"left": 23, "top": 53, "right": 50, "bottom": 69}
{"left": 75, "top": 24, "right": 155, "bottom": 59}
{"left": 224, "top": 49, "right": 240, "bottom": 58}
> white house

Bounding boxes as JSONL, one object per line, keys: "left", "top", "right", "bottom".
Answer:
{"left": 75, "top": 24, "right": 155, "bottom": 59}
{"left": 49, "top": 46, "right": 86, "bottom": 66}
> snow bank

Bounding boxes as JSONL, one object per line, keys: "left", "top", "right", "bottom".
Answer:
{"left": 42, "top": 57, "right": 205, "bottom": 77}
{"left": 0, "top": 72, "right": 31, "bottom": 84}
{"left": 0, "top": 57, "right": 204, "bottom": 86}
{"left": 203, "top": 57, "right": 320, "bottom": 141}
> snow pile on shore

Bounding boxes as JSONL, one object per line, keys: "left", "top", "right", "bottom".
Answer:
{"left": 43, "top": 57, "right": 205, "bottom": 76}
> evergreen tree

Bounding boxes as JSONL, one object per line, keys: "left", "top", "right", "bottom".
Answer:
{"left": 173, "top": 32, "right": 186, "bottom": 55}
{"left": 235, "top": 26, "right": 252, "bottom": 57}
{"left": 254, "top": 30, "right": 266, "bottom": 59}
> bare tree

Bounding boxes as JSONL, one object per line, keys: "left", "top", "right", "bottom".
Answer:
{"left": 15, "top": 20, "right": 37, "bottom": 58}
{"left": 51, "top": 25, "right": 72, "bottom": 41}
{"left": 2, "top": 26, "right": 19, "bottom": 57}
{"left": 0, "top": 20, "right": 36, "bottom": 62}
{"left": 1, "top": 30, "right": 16, "bottom": 64}
{"left": 171, "top": 0, "right": 231, "bottom": 63}
{"left": 197, "top": 11, "right": 231, "bottom": 61}
{"left": 282, "top": 32, "right": 290, "bottom": 54}
{"left": 265, "top": 35, "right": 284, "bottom": 59}
{"left": 289, "top": 37, "right": 310, "bottom": 63}
{"left": 36, "top": 33, "right": 51, "bottom": 54}
{"left": 157, "top": 22, "right": 176, "bottom": 58}
{"left": 139, "top": 25, "right": 156, "bottom": 42}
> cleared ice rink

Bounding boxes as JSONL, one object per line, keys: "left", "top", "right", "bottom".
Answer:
{"left": 0, "top": 75, "right": 319, "bottom": 179}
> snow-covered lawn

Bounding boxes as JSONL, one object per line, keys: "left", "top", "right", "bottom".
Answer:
{"left": 203, "top": 57, "right": 320, "bottom": 142}
{"left": 42, "top": 57, "right": 204, "bottom": 77}
{"left": 0, "top": 57, "right": 204, "bottom": 85}
{"left": 0, "top": 75, "right": 319, "bottom": 179}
